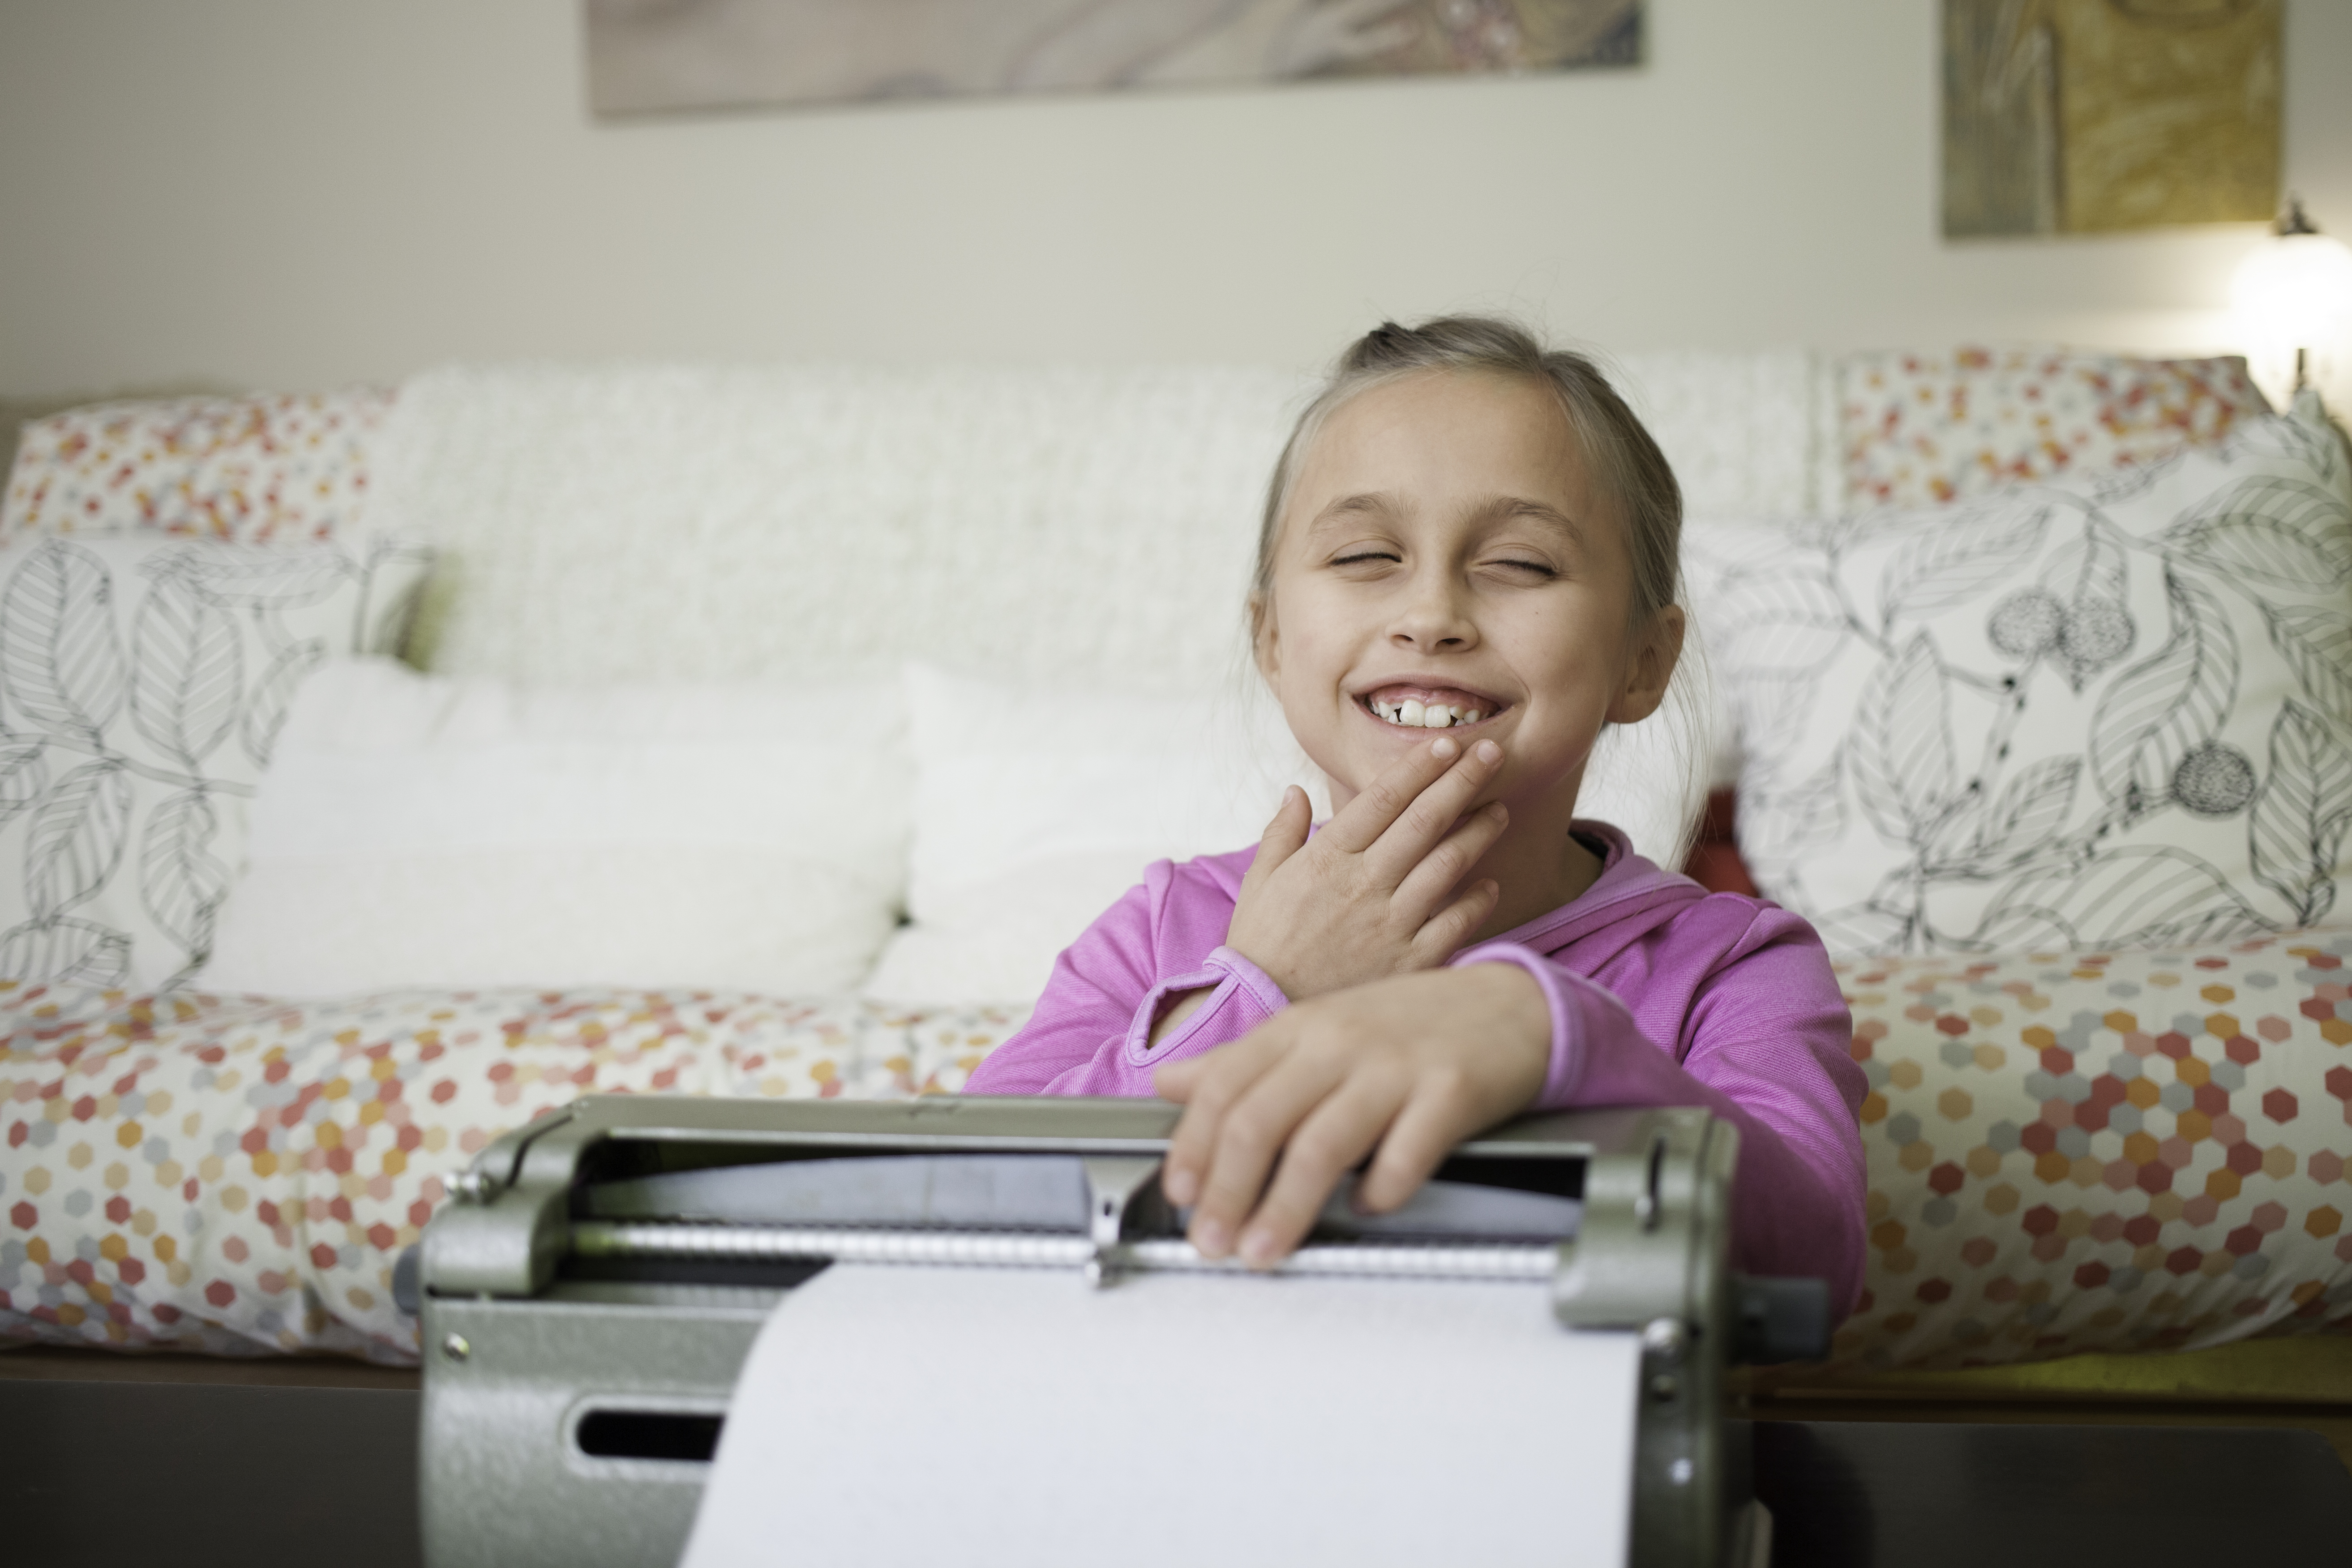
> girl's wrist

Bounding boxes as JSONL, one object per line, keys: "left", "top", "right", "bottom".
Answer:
{"left": 1450, "top": 945, "right": 1580, "bottom": 1105}
{"left": 1219, "top": 938, "right": 1299, "bottom": 1002}
{"left": 1456, "top": 960, "right": 1553, "bottom": 1055}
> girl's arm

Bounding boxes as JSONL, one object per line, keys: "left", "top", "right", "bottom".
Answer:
{"left": 1456, "top": 922, "right": 1867, "bottom": 1311}
{"left": 961, "top": 870, "right": 1286, "bottom": 1098}
{"left": 1157, "top": 917, "right": 1868, "bottom": 1312}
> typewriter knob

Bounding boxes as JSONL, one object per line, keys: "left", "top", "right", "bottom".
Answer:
{"left": 450, "top": 1169, "right": 498, "bottom": 1204}
{"left": 391, "top": 1245, "right": 422, "bottom": 1316}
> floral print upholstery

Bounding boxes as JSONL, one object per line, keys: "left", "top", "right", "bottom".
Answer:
{"left": 1833, "top": 934, "right": 2352, "bottom": 1371}
{"left": 1, "top": 390, "right": 393, "bottom": 546}
{"left": 0, "top": 984, "right": 1021, "bottom": 1362}
{"left": 6, "top": 941, "right": 2346, "bottom": 1371}
{"left": 1838, "top": 348, "right": 2271, "bottom": 511}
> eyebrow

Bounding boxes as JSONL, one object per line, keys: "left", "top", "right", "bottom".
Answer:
{"left": 1474, "top": 495, "right": 1587, "bottom": 545}
{"left": 1305, "top": 492, "right": 1585, "bottom": 539}
{"left": 1307, "top": 493, "right": 1599, "bottom": 550}
{"left": 1305, "top": 493, "right": 1396, "bottom": 533}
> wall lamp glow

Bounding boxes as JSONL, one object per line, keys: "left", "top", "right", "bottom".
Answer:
{"left": 2232, "top": 197, "right": 2352, "bottom": 407}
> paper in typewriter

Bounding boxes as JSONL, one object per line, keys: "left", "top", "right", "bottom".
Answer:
{"left": 682, "top": 1263, "right": 1641, "bottom": 1568}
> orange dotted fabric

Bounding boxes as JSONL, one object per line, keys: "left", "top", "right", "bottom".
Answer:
{"left": 1, "top": 389, "right": 393, "bottom": 545}
{"left": 1838, "top": 348, "right": 2270, "bottom": 510}
{"left": 0, "top": 985, "right": 1020, "bottom": 1362}
{"left": 4, "top": 937, "right": 2346, "bottom": 1369}
{"left": 1834, "top": 933, "right": 2352, "bottom": 1371}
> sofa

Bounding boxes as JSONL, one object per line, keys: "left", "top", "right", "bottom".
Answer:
{"left": 1, "top": 346, "right": 2347, "bottom": 1394}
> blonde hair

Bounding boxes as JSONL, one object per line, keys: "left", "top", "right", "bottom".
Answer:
{"left": 1251, "top": 314, "right": 1682, "bottom": 635}
{"left": 1248, "top": 314, "right": 1705, "bottom": 863}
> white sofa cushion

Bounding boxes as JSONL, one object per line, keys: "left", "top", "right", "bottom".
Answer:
{"left": 360, "top": 357, "right": 1832, "bottom": 699}
{"left": 366, "top": 365, "right": 1303, "bottom": 692}
{"left": 0, "top": 534, "right": 430, "bottom": 989}
{"left": 861, "top": 663, "right": 1315, "bottom": 1004}
{"left": 205, "top": 659, "right": 910, "bottom": 996}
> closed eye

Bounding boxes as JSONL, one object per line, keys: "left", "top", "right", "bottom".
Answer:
{"left": 1331, "top": 550, "right": 1401, "bottom": 566}
{"left": 1489, "top": 558, "right": 1558, "bottom": 578}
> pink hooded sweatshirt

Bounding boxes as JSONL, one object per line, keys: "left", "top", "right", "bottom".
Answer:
{"left": 965, "top": 823, "right": 1869, "bottom": 1310}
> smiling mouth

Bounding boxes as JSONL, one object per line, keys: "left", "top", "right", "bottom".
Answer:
{"left": 1358, "top": 690, "right": 1506, "bottom": 731}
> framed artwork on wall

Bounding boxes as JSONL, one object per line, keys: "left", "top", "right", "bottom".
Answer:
{"left": 1942, "top": 0, "right": 2282, "bottom": 239}
{"left": 584, "top": 0, "right": 1643, "bottom": 116}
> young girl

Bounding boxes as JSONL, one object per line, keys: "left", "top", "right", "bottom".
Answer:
{"left": 966, "top": 317, "right": 1867, "bottom": 1309}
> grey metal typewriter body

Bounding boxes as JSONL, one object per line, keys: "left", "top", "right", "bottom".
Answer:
{"left": 409, "top": 1093, "right": 1823, "bottom": 1568}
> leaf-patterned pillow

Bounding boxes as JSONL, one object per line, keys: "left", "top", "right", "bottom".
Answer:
{"left": 0, "top": 534, "right": 431, "bottom": 988}
{"left": 1714, "top": 411, "right": 2352, "bottom": 955}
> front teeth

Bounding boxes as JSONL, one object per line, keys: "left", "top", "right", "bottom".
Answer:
{"left": 1370, "top": 698, "right": 1483, "bottom": 729}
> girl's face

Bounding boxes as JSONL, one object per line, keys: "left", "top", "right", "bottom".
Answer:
{"left": 1257, "top": 369, "right": 1680, "bottom": 823}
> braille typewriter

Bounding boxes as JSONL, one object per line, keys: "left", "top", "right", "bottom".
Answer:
{"left": 400, "top": 1094, "right": 1828, "bottom": 1567}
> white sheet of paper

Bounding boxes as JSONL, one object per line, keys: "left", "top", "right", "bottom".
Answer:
{"left": 681, "top": 1263, "right": 1641, "bottom": 1568}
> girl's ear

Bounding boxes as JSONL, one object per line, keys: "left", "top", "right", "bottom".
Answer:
{"left": 1250, "top": 593, "right": 1281, "bottom": 684}
{"left": 1606, "top": 604, "right": 1685, "bottom": 724}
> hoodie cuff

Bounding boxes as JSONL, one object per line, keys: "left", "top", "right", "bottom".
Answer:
{"left": 1447, "top": 940, "right": 1585, "bottom": 1107}
{"left": 1119, "top": 946, "right": 1290, "bottom": 1068}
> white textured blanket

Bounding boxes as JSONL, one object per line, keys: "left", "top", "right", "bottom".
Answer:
{"left": 366, "top": 355, "right": 1823, "bottom": 688}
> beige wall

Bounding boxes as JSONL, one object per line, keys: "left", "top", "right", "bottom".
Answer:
{"left": 2, "top": 0, "right": 2348, "bottom": 401}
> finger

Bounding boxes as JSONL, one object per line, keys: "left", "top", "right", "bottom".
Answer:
{"left": 1361, "top": 738, "right": 1506, "bottom": 883}
{"left": 1234, "top": 1075, "right": 1406, "bottom": 1265}
{"left": 1152, "top": 1051, "right": 1207, "bottom": 1103}
{"left": 1237, "top": 786, "right": 1312, "bottom": 898}
{"left": 1314, "top": 735, "right": 1462, "bottom": 855}
{"left": 1390, "top": 801, "right": 1509, "bottom": 921}
{"left": 1355, "top": 1066, "right": 1486, "bottom": 1214}
{"left": 1155, "top": 1029, "right": 1285, "bottom": 1208}
{"left": 1407, "top": 878, "right": 1502, "bottom": 965}
{"left": 1184, "top": 1047, "right": 1349, "bottom": 1258}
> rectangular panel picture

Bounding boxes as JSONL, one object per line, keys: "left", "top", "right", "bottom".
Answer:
{"left": 585, "top": 0, "right": 1643, "bottom": 116}
{"left": 1943, "top": 0, "right": 2281, "bottom": 238}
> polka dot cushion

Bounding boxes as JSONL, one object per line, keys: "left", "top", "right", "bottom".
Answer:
{"left": 1834, "top": 932, "right": 2352, "bottom": 1371}
{"left": 1, "top": 389, "right": 393, "bottom": 546}
{"left": 1838, "top": 348, "right": 2270, "bottom": 511}
{"left": 0, "top": 985, "right": 1022, "bottom": 1362}
{"left": 6, "top": 937, "right": 2346, "bottom": 1369}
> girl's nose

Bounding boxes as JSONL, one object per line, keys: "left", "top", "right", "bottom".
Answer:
{"left": 1387, "top": 571, "right": 1478, "bottom": 651}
